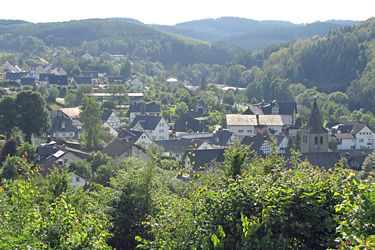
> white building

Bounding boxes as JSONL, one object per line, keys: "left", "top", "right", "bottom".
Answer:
{"left": 226, "top": 114, "right": 285, "bottom": 137}
{"left": 130, "top": 115, "right": 169, "bottom": 141}
{"left": 331, "top": 122, "right": 375, "bottom": 150}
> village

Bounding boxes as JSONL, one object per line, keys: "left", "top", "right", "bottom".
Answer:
{"left": 0, "top": 59, "right": 372, "bottom": 186}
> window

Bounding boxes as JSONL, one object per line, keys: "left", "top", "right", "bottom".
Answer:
{"left": 239, "top": 130, "right": 243, "bottom": 133}
{"left": 76, "top": 177, "right": 80, "bottom": 182}
{"left": 320, "top": 136, "right": 323, "bottom": 144}
{"left": 247, "top": 130, "right": 252, "bottom": 133}
{"left": 303, "top": 135, "right": 307, "bottom": 144}
{"left": 314, "top": 136, "right": 318, "bottom": 145}
{"left": 359, "top": 139, "right": 364, "bottom": 143}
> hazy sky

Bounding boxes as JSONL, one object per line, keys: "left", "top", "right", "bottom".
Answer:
{"left": 2, "top": 0, "right": 374, "bottom": 25}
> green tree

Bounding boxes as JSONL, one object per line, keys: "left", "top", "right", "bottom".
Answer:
{"left": 174, "top": 102, "right": 189, "bottom": 120}
{"left": 16, "top": 142, "right": 37, "bottom": 162}
{"left": 0, "top": 96, "right": 17, "bottom": 139}
{"left": 15, "top": 90, "right": 50, "bottom": 143}
{"left": 120, "top": 59, "right": 132, "bottom": 76}
{"left": 47, "top": 87, "right": 60, "bottom": 102}
{"left": 80, "top": 96, "right": 102, "bottom": 151}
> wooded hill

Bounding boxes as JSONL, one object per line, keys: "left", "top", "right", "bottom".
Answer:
{"left": 153, "top": 17, "right": 358, "bottom": 51}
{"left": 0, "top": 19, "right": 239, "bottom": 66}
{"left": 234, "top": 18, "right": 375, "bottom": 112}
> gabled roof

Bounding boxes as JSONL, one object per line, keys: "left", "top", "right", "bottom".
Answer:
{"left": 21, "top": 77, "right": 35, "bottom": 85}
{"left": 129, "top": 104, "right": 161, "bottom": 113}
{"left": 117, "top": 130, "right": 146, "bottom": 143}
{"left": 333, "top": 133, "right": 355, "bottom": 140}
{"left": 155, "top": 139, "right": 179, "bottom": 152}
{"left": 74, "top": 76, "right": 92, "bottom": 84}
{"left": 101, "top": 109, "right": 116, "bottom": 122}
{"left": 169, "top": 138, "right": 207, "bottom": 154}
{"left": 130, "top": 115, "right": 163, "bottom": 130}
{"left": 49, "top": 75, "right": 68, "bottom": 85}
{"left": 240, "top": 136, "right": 267, "bottom": 154}
{"left": 48, "top": 114, "right": 78, "bottom": 133}
{"left": 60, "top": 107, "right": 81, "bottom": 117}
{"left": 101, "top": 138, "right": 143, "bottom": 157}
{"left": 305, "top": 100, "right": 327, "bottom": 133}
{"left": 351, "top": 123, "right": 367, "bottom": 135}
{"left": 207, "top": 130, "right": 234, "bottom": 146}
{"left": 81, "top": 71, "right": 99, "bottom": 78}
{"left": 226, "top": 114, "right": 284, "bottom": 126}
{"left": 185, "top": 148, "right": 226, "bottom": 171}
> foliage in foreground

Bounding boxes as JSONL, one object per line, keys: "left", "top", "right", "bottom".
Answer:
{"left": 137, "top": 149, "right": 375, "bottom": 250}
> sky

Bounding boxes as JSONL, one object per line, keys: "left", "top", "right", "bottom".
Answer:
{"left": 1, "top": 0, "right": 374, "bottom": 25}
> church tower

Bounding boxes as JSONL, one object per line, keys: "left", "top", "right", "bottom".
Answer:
{"left": 300, "top": 100, "right": 328, "bottom": 153}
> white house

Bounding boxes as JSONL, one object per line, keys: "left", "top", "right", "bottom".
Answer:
{"left": 126, "top": 75, "right": 143, "bottom": 90}
{"left": 117, "top": 130, "right": 153, "bottom": 147}
{"left": 101, "top": 138, "right": 148, "bottom": 161}
{"left": 101, "top": 109, "right": 121, "bottom": 130}
{"left": 330, "top": 122, "right": 375, "bottom": 150}
{"left": 130, "top": 115, "right": 168, "bottom": 141}
{"left": 226, "top": 114, "right": 285, "bottom": 137}
{"left": 110, "top": 54, "right": 126, "bottom": 61}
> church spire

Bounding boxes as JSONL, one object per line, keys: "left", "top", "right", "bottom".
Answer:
{"left": 306, "top": 100, "right": 326, "bottom": 133}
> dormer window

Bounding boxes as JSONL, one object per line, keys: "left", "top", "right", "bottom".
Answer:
{"left": 61, "top": 121, "right": 66, "bottom": 129}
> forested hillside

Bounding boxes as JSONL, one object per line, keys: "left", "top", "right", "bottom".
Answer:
{"left": 154, "top": 17, "right": 358, "bottom": 51}
{"left": 0, "top": 19, "right": 239, "bottom": 66}
{"left": 234, "top": 18, "right": 375, "bottom": 112}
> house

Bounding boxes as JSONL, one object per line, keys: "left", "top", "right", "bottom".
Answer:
{"left": 117, "top": 130, "right": 152, "bottom": 147}
{"left": 183, "top": 148, "right": 225, "bottom": 172}
{"left": 128, "top": 93, "right": 144, "bottom": 105}
{"left": 130, "top": 115, "right": 168, "bottom": 141}
{"left": 102, "top": 122, "right": 119, "bottom": 137}
{"left": 20, "top": 77, "right": 35, "bottom": 86}
{"left": 39, "top": 73, "right": 54, "bottom": 85}
{"left": 101, "top": 109, "right": 121, "bottom": 130}
{"left": 241, "top": 136, "right": 272, "bottom": 154}
{"left": 167, "top": 77, "right": 179, "bottom": 86}
{"left": 82, "top": 53, "right": 95, "bottom": 61}
{"left": 108, "top": 76, "right": 126, "bottom": 84}
{"left": 156, "top": 138, "right": 213, "bottom": 161}
{"left": 126, "top": 75, "right": 143, "bottom": 90}
{"left": 226, "top": 114, "right": 285, "bottom": 137}
{"left": 48, "top": 75, "right": 69, "bottom": 89}
{"left": 244, "top": 100, "right": 297, "bottom": 126}
{"left": 300, "top": 100, "right": 328, "bottom": 153}
{"left": 174, "top": 112, "right": 209, "bottom": 135}
{"left": 101, "top": 138, "right": 148, "bottom": 161}
{"left": 129, "top": 104, "right": 161, "bottom": 122}
{"left": 60, "top": 107, "right": 81, "bottom": 118}
{"left": 206, "top": 130, "right": 235, "bottom": 148}
{"left": 74, "top": 76, "right": 92, "bottom": 85}
{"left": 110, "top": 54, "right": 126, "bottom": 61}
{"left": 80, "top": 71, "right": 99, "bottom": 84}
{"left": 5, "top": 72, "right": 26, "bottom": 83}
{"left": 48, "top": 111, "right": 80, "bottom": 142}
{"left": 329, "top": 121, "right": 375, "bottom": 150}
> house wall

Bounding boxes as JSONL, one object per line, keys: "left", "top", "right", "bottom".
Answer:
{"left": 69, "top": 173, "right": 86, "bottom": 187}
{"left": 355, "top": 127, "right": 375, "bottom": 150}
{"left": 337, "top": 138, "right": 356, "bottom": 150}
{"left": 135, "top": 134, "right": 152, "bottom": 147}
{"left": 148, "top": 119, "right": 169, "bottom": 141}
{"left": 227, "top": 125, "right": 255, "bottom": 137}
{"left": 118, "top": 146, "right": 148, "bottom": 161}
{"left": 107, "top": 112, "right": 121, "bottom": 129}
{"left": 280, "top": 114, "right": 295, "bottom": 126}
{"left": 59, "top": 152, "right": 85, "bottom": 166}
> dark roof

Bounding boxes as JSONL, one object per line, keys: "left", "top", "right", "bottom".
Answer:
{"left": 130, "top": 115, "right": 163, "bottom": 130}
{"left": 39, "top": 73, "right": 54, "bottom": 81}
{"left": 48, "top": 114, "right": 78, "bottom": 133}
{"left": 169, "top": 138, "right": 207, "bottom": 154}
{"left": 108, "top": 76, "right": 126, "bottom": 84}
{"left": 252, "top": 100, "right": 297, "bottom": 115}
{"left": 129, "top": 104, "right": 161, "bottom": 113}
{"left": 286, "top": 152, "right": 342, "bottom": 171}
{"left": 49, "top": 75, "right": 68, "bottom": 85}
{"left": 331, "top": 122, "right": 369, "bottom": 135}
{"left": 241, "top": 136, "right": 266, "bottom": 153}
{"left": 101, "top": 138, "right": 142, "bottom": 157}
{"left": 174, "top": 112, "right": 208, "bottom": 132}
{"left": 185, "top": 148, "right": 226, "bottom": 171}
{"left": 117, "top": 130, "right": 145, "bottom": 143}
{"left": 74, "top": 76, "right": 92, "bottom": 84}
{"left": 81, "top": 71, "right": 99, "bottom": 78}
{"left": 21, "top": 77, "right": 35, "bottom": 85}
{"left": 101, "top": 109, "right": 115, "bottom": 122}
{"left": 207, "top": 130, "right": 234, "bottom": 146}
{"left": 351, "top": 123, "right": 367, "bottom": 135}
{"left": 155, "top": 139, "right": 179, "bottom": 152}
{"left": 6, "top": 72, "right": 26, "bottom": 80}
{"left": 305, "top": 100, "right": 327, "bottom": 133}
